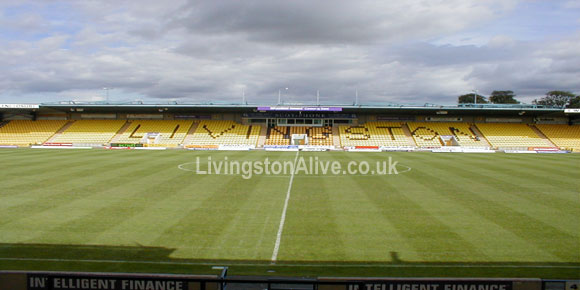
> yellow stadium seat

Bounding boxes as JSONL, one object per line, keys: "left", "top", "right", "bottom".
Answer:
{"left": 475, "top": 123, "right": 552, "bottom": 149}
{"left": 339, "top": 122, "right": 409, "bottom": 147}
{"left": 187, "top": 120, "right": 260, "bottom": 146}
{"left": 116, "top": 120, "right": 193, "bottom": 145}
{"left": 265, "top": 126, "right": 333, "bottom": 146}
{"left": 535, "top": 124, "right": 580, "bottom": 151}
{"left": 408, "top": 122, "right": 487, "bottom": 148}
{"left": 51, "top": 120, "right": 126, "bottom": 144}
{"left": 0, "top": 120, "right": 67, "bottom": 146}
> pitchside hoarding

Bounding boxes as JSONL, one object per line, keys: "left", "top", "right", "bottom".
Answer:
{"left": 0, "top": 272, "right": 553, "bottom": 290}
{"left": 0, "top": 272, "right": 219, "bottom": 290}
{"left": 27, "top": 275, "right": 189, "bottom": 290}
{"left": 328, "top": 280, "right": 513, "bottom": 290}
{"left": 318, "top": 278, "right": 544, "bottom": 290}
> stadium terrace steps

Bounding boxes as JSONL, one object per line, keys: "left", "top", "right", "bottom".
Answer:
{"left": 257, "top": 125, "right": 268, "bottom": 147}
{"left": 0, "top": 120, "right": 68, "bottom": 146}
{"left": 109, "top": 121, "right": 133, "bottom": 143}
{"left": 470, "top": 125, "right": 491, "bottom": 147}
{"left": 181, "top": 122, "right": 200, "bottom": 145}
{"left": 44, "top": 121, "right": 76, "bottom": 143}
{"left": 400, "top": 123, "right": 418, "bottom": 147}
{"left": 534, "top": 124, "right": 580, "bottom": 151}
{"left": 332, "top": 125, "right": 340, "bottom": 148}
{"left": 528, "top": 124, "right": 557, "bottom": 147}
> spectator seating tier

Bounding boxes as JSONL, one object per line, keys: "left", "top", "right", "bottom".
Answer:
{"left": 265, "top": 126, "right": 333, "bottom": 146}
{"left": 534, "top": 124, "right": 580, "bottom": 151}
{"left": 0, "top": 120, "right": 68, "bottom": 146}
{"left": 339, "top": 122, "right": 409, "bottom": 147}
{"left": 51, "top": 120, "right": 126, "bottom": 144}
{"left": 115, "top": 120, "right": 194, "bottom": 146}
{"left": 408, "top": 122, "right": 487, "bottom": 148}
{"left": 187, "top": 120, "right": 260, "bottom": 145}
{"left": 475, "top": 123, "right": 553, "bottom": 148}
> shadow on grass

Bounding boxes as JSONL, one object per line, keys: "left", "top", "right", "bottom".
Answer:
{"left": 0, "top": 243, "right": 578, "bottom": 278}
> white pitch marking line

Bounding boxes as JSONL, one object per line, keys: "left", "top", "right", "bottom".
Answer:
{"left": 271, "top": 150, "right": 300, "bottom": 263}
{"left": 0, "top": 257, "right": 577, "bottom": 269}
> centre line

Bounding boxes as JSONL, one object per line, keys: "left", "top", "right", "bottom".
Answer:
{"left": 271, "top": 150, "right": 300, "bottom": 263}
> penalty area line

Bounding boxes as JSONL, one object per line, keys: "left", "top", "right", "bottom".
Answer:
{"left": 271, "top": 150, "right": 300, "bottom": 263}
{"left": 0, "top": 258, "right": 577, "bottom": 269}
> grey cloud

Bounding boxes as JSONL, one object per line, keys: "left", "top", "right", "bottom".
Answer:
{"left": 0, "top": 0, "right": 578, "bottom": 105}
{"left": 166, "top": 0, "right": 500, "bottom": 45}
{"left": 384, "top": 42, "right": 526, "bottom": 66}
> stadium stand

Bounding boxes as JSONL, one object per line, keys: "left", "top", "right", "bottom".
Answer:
{"left": 475, "top": 123, "right": 553, "bottom": 148}
{"left": 265, "top": 126, "right": 333, "bottom": 146}
{"left": 339, "top": 122, "right": 410, "bottom": 147}
{"left": 0, "top": 120, "right": 67, "bottom": 146}
{"left": 115, "top": 120, "right": 194, "bottom": 146}
{"left": 408, "top": 122, "right": 488, "bottom": 147}
{"left": 534, "top": 124, "right": 580, "bottom": 151}
{"left": 50, "top": 120, "right": 126, "bottom": 144}
{"left": 187, "top": 120, "right": 260, "bottom": 145}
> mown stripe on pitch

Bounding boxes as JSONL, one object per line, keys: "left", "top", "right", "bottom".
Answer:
{"left": 321, "top": 168, "right": 420, "bottom": 262}
{"left": 0, "top": 151, "right": 127, "bottom": 190}
{"left": 0, "top": 154, "right": 167, "bottom": 234}
{"left": 484, "top": 156, "right": 579, "bottom": 186}
{"left": 344, "top": 155, "right": 488, "bottom": 262}
{"left": 450, "top": 163, "right": 580, "bottom": 235}
{"left": 406, "top": 164, "right": 569, "bottom": 262}
{"left": 496, "top": 155, "right": 580, "bottom": 176}
{"left": 149, "top": 174, "right": 268, "bottom": 260}
{"left": 0, "top": 148, "right": 87, "bottom": 165}
{"left": 428, "top": 157, "right": 579, "bottom": 237}
{"left": 450, "top": 156, "right": 580, "bottom": 213}
{"left": 243, "top": 175, "right": 288, "bottom": 259}
{"left": 398, "top": 171, "right": 559, "bottom": 262}
{"left": 455, "top": 152, "right": 579, "bottom": 182}
{"left": 206, "top": 151, "right": 290, "bottom": 260}
{"left": 173, "top": 175, "right": 277, "bottom": 260}
{"left": 87, "top": 172, "right": 216, "bottom": 247}
{"left": 0, "top": 155, "right": 144, "bottom": 222}
{"left": 277, "top": 175, "right": 349, "bottom": 261}
{"left": 0, "top": 149, "right": 153, "bottom": 191}
{"left": 411, "top": 160, "right": 578, "bottom": 262}
{"left": 0, "top": 152, "right": 149, "bottom": 211}
{"left": 501, "top": 153, "right": 580, "bottom": 165}
{"left": 42, "top": 161, "right": 199, "bottom": 245}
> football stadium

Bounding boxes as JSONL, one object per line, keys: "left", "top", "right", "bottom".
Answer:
{"left": 2, "top": 0, "right": 580, "bottom": 288}
{"left": 0, "top": 102, "right": 578, "bottom": 289}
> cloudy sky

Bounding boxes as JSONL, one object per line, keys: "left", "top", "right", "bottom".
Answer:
{"left": 0, "top": 0, "right": 579, "bottom": 105}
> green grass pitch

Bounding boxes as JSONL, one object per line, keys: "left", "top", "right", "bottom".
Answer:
{"left": 0, "top": 149, "right": 578, "bottom": 278}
